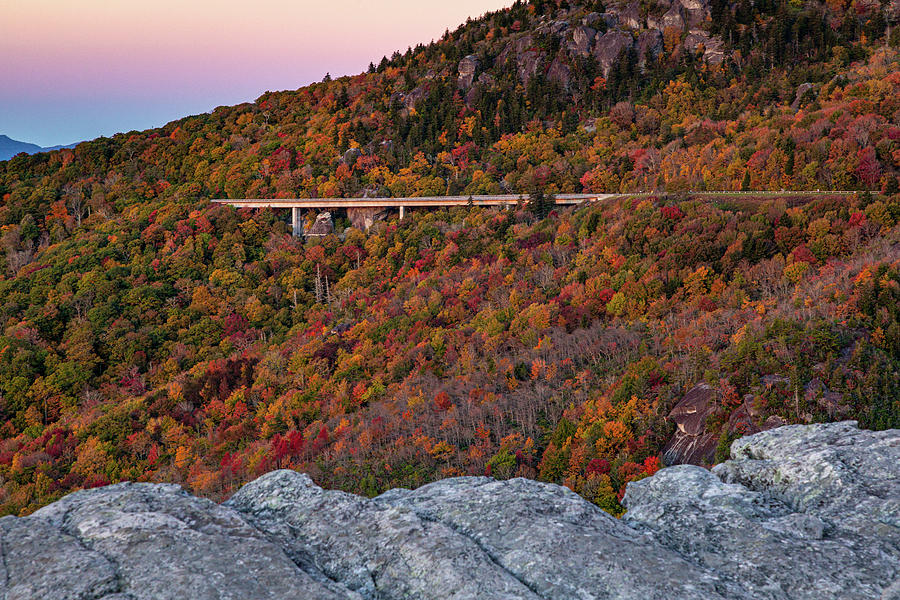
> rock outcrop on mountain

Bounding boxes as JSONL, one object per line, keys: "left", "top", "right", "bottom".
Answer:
{"left": 478, "top": 0, "right": 725, "bottom": 88}
{"left": 664, "top": 383, "right": 791, "bottom": 466}
{"left": 2, "top": 422, "right": 897, "bottom": 599}
{"left": 307, "top": 212, "right": 335, "bottom": 237}
{"left": 594, "top": 31, "right": 635, "bottom": 76}
{"left": 663, "top": 382, "right": 720, "bottom": 464}
{"left": 457, "top": 55, "right": 480, "bottom": 89}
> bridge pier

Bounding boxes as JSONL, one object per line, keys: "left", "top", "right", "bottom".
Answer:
{"left": 292, "top": 207, "right": 301, "bottom": 237}
{"left": 399, "top": 206, "right": 405, "bottom": 220}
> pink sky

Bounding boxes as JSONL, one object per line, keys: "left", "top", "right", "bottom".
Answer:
{"left": 1, "top": 0, "right": 512, "bottom": 146}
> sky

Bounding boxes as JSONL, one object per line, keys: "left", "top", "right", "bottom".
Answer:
{"left": 1, "top": 0, "right": 513, "bottom": 147}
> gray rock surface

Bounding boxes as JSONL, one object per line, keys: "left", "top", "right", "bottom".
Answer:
{"left": 226, "top": 470, "right": 538, "bottom": 600}
{"left": 684, "top": 29, "right": 725, "bottom": 63}
{"left": 660, "top": 5, "right": 686, "bottom": 31}
{"left": 375, "top": 476, "right": 730, "bottom": 600}
{"left": 679, "top": 0, "right": 712, "bottom": 27}
{"left": 625, "top": 421, "right": 900, "bottom": 600}
{"left": 0, "top": 516, "right": 119, "bottom": 600}
{"left": 497, "top": 34, "right": 550, "bottom": 85}
{"left": 307, "top": 211, "right": 335, "bottom": 237}
{"left": 594, "top": 31, "right": 634, "bottom": 76}
{"left": 791, "top": 82, "right": 818, "bottom": 110}
{"left": 2, "top": 422, "right": 897, "bottom": 599}
{"left": 717, "top": 421, "right": 900, "bottom": 534}
{"left": 617, "top": 2, "right": 642, "bottom": 29}
{"left": 27, "top": 481, "right": 347, "bottom": 600}
{"left": 457, "top": 55, "right": 480, "bottom": 89}
{"left": 570, "top": 25, "right": 596, "bottom": 55}
{"left": 547, "top": 56, "right": 572, "bottom": 89}
{"left": 637, "top": 29, "right": 664, "bottom": 66}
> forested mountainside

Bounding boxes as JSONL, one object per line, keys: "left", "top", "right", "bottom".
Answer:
{"left": 0, "top": 0, "right": 898, "bottom": 516}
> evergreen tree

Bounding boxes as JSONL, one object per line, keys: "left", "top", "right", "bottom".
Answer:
{"left": 528, "top": 188, "right": 553, "bottom": 219}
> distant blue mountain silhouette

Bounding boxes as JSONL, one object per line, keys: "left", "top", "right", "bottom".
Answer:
{"left": 0, "top": 135, "right": 79, "bottom": 161}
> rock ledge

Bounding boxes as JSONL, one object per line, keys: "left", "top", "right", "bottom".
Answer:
{"left": 3, "top": 421, "right": 898, "bottom": 599}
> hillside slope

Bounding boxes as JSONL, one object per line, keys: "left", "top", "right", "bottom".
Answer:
{"left": 3, "top": 0, "right": 900, "bottom": 208}
{"left": 0, "top": 0, "right": 898, "bottom": 515}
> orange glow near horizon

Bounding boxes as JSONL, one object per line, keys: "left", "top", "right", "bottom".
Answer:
{"left": 1, "top": 0, "right": 514, "bottom": 146}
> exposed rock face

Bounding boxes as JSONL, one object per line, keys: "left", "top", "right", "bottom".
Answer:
{"left": 498, "top": 34, "right": 546, "bottom": 84}
{"left": 659, "top": 5, "right": 685, "bottom": 31}
{"left": 23, "top": 482, "right": 347, "bottom": 599}
{"left": 684, "top": 29, "right": 725, "bottom": 63}
{"left": 0, "top": 517, "right": 120, "bottom": 600}
{"left": 517, "top": 49, "right": 545, "bottom": 83}
{"left": 570, "top": 25, "right": 596, "bottom": 55}
{"left": 346, "top": 207, "right": 386, "bottom": 231}
{"left": 341, "top": 146, "right": 361, "bottom": 165}
{"left": 637, "top": 30, "right": 664, "bottom": 67}
{"left": 400, "top": 86, "right": 427, "bottom": 110}
{"left": 457, "top": 55, "right": 480, "bottom": 89}
{"left": 594, "top": 31, "right": 633, "bottom": 76}
{"left": 446, "top": 0, "right": 725, "bottom": 107}
{"left": 547, "top": 56, "right": 572, "bottom": 89}
{"left": 625, "top": 422, "right": 900, "bottom": 600}
{"left": 663, "top": 383, "right": 720, "bottom": 464}
{"left": 3, "top": 422, "right": 897, "bottom": 599}
{"left": 549, "top": 19, "right": 570, "bottom": 35}
{"left": 720, "top": 421, "right": 900, "bottom": 532}
{"left": 599, "top": 11, "right": 619, "bottom": 28}
{"left": 477, "top": 72, "right": 496, "bottom": 87}
{"left": 617, "top": 2, "right": 642, "bottom": 29}
{"left": 227, "top": 470, "right": 538, "bottom": 599}
{"left": 664, "top": 383, "right": 790, "bottom": 466}
{"left": 791, "top": 82, "right": 818, "bottom": 111}
{"left": 680, "top": 0, "right": 711, "bottom": 27}
{"left": 376, "top": 478, "right": 728, "bottom": 600}
{"left": 307, "top": 212, "right": 334, "bottom": 237}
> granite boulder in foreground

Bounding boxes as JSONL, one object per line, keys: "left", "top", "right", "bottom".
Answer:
{"left": 1, "top": 421, "right": 897, "bottom": 599}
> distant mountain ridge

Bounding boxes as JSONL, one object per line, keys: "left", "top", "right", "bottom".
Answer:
{"left": 0, "top": 134, "right": 78, "bottom": 161}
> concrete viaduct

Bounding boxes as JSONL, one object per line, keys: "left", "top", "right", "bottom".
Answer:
{"left": 213, "top": 194, "right": 616, "bottom": 235}
{"left": 212, "top": 191, "right": 857, "bottom": 236}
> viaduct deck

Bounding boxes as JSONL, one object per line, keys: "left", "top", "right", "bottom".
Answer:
{"left": 211, "top": 193, "right": 617, "bottom": 209}
{"left": 212, "top": 191, "right": 858, "bottom": 235}
{"left": 212, "top": 190, "right": 858, "bottom": 210}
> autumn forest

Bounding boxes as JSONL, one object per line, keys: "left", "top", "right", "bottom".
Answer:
{"left": 0, "top": 0, "right": 898, "bottom": 516}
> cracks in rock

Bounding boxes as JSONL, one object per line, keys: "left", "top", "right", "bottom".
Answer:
{"left": 0, "top": 526, "right": 9, "bottom": 592}
{"left": 405, "top": 510, "right": 549, "bottom": 600}
{"left": 56, "top": 508, "right": 126, "bottom": 599}
{"left": 281, "top": 520, "right": 360, "bottom": 598}
{"left": 227, "top": 510, "right": 358, "bottom": 599}
{"left": 233, "top": 499, "right": 538, "bottom": 600}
